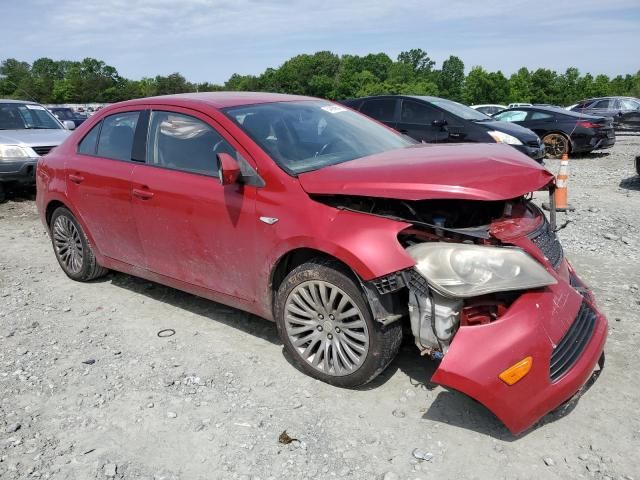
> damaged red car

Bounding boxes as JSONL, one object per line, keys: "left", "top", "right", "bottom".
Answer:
{"left": 36, "top": 93, "right": 607, "bottom": 435}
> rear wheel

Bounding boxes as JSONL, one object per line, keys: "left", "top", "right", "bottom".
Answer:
{"left": 543, "top": 133, "right": 570, "bottom": 159}
{"left": 0, "top": 184, "right": 5, "bottom": 203}
{"left": 274, "top": 258, "right": 402, "bottom": 388}
{"left": 50, "top": 207, "right": 108, "bottom": 281}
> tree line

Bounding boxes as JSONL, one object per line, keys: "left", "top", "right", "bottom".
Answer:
{"left": 1, "top": 49, "right": 639, "bottom": 106}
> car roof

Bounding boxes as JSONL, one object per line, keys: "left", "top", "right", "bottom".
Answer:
{"left": 112, "top": 92, "right": 317, "bottom": 110}
{"left": 0, "top": 99, "right": 40, "bottom": 105}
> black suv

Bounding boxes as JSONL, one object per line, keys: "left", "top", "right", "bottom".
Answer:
{"left": 341, "top": 95, "right": 545, "bottom": 162}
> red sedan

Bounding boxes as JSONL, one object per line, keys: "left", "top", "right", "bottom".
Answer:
{"left": 36, "top": 92, "right": 607, "bottom": 435}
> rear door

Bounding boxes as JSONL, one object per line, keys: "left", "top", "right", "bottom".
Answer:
{"left": 65, "top": 108, "right": 146, "bottom": 266}
{"left": 130, "top": 106, "right": 258, "bottom": 299}
{"left": 358, "top": 98, "right": 399, "bottom": 129}
{"left": 396, "top": 99, "right": 449, "bottom": 142}
{"left": 618, "top": 98, "right": 640, "bottom": 130}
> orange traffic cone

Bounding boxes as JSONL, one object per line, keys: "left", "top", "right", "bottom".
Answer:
{"left": 555, "top": 153, "right": 574, "bottom": 212}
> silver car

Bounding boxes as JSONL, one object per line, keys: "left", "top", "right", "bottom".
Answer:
{"left": 0, "top": 99, "right": 73, "bottom": 201}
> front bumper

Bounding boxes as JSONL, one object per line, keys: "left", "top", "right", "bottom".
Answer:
{"left": 0, "top": 159, "right": 38, "bottom": 185}
{"left": 513, "top": 143, "right": 545, "bottom": 163}
{"left": 431, "top": 260, "right": 607, "bottom": 435}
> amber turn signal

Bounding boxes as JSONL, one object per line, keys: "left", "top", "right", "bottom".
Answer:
{"left": 499, "top": 356, "right": 533, "bottom": 386}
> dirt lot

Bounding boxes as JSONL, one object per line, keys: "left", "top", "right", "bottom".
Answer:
{"left": 1, "top": 136, "right": 639, "bottom": 480}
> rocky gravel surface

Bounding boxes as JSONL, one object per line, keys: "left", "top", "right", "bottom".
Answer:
{"left": 1, "top": 136, "right": 639, "bottom": 480}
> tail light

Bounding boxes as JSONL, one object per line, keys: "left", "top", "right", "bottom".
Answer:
{"left": 577, "top": 121, "right": 603, "bottom": 129}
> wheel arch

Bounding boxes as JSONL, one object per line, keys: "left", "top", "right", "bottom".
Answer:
{"left": 269, "top": 248, "right": 359, "bottom": 315}
{"left": 45, "top": 199, "right": 68, "bottom": 229}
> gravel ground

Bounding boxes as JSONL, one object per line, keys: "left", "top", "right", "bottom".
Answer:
{"left": 1, "top": 136, "right": 639, "bottom": 480}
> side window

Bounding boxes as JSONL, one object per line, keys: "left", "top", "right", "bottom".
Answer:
{"left": 96, "top": 112, "right": 140, "bottom": 161}
{"left": 591, "top": 99, "right": 612, "bottom": 109}
{"left": 77, "top": 122, "right": 102, "bottom": 155}
{"left": 530, "top": 112, "right": 553, "bottom": 120}
{"left": 147, "top": 111, "right": 236, "bottom": 177}
{"left": 360, "top": 99, "right": 396, "bottom": 122}
{"left": 495, "top": 110, "right": 527, "bottom": 122}
{"left": 620, "top": 99, "right": 640, "bottom": 110}
{"left": 400, "top": 101, "right": 441, "bottom": 124}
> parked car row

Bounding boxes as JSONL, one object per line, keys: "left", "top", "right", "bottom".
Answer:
{"left": 34, "top": 91, "right": 608, "bottom": 435}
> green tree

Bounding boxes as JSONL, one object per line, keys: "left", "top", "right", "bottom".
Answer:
{"left": 397, "top": 48, "right": 435, "bottom": 74}
{"left": 438, "top": 55, "right": 465, "bottom": 101}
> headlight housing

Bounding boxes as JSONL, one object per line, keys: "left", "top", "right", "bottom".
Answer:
{"left": 407, "top": 243, "right": 556, "bottom": 298}
{"left": 0, "top": 145, "right": 37, "bottom": 162}
{"left": 487, "top": 130, "right": 523, "bottom": 146}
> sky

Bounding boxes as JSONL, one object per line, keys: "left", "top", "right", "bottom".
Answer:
{"left": 1, "top": 0, "right": 639, "bottom": 83}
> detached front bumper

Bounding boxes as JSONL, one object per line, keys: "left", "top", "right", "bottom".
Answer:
{"left": 0, "top": 159, "right": 38, "bottom": 185}
{"left": 431, "top": 260, "right": 607, "bottom": 435}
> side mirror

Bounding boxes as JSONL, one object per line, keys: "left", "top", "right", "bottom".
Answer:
{"left": 217, "top": 152, "right": 241, "bottom": 186}
{"left": 432, "top": 119, "right": 448, "bottom": 129}
{"left": 63, "top": 120, "right": 76, "bottom": 130}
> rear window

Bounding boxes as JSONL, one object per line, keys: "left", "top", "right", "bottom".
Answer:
{"left": 96, "top": 112, "right": 140, "bottom": 161}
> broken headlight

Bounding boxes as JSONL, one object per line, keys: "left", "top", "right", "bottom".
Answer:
{"left": 407, "top": 243, "right": 556, "bottom": 298}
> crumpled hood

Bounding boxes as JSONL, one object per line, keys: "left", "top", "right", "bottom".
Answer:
{"left": 0, "top": 129, "right": 70, "bottom": 148}
{"left": 298, "top": 143, "right": 554, "bottom": 201}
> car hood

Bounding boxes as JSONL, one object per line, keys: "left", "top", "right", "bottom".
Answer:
{"left": 0, "top": 129, "right": 70, "bottom": 147}
{"left": 298, "top": 143, "right": 554, "bottom": 201}
{"left": 477, "top": 120, "right": 540, "bottom": 142}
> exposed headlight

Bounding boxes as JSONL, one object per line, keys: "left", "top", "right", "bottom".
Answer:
{"left": 487, "top": 130, "right": 523, "bottom": 145}
{"left": 0, "top": 145, "right": 36, "bottom": 161}
{"left": 407, "top": 243, "right": 556, "bottom": 298}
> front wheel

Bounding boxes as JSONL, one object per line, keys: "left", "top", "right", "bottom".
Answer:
{"left": 274, "top": 259, "right": 402, "bottom": 388}
{"left": 50, "top": 207, "right": 108, "bottom": 281}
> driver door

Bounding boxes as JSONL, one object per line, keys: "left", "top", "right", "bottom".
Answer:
{"left": 130, "top": 106, "right": 258, "bottom": 300}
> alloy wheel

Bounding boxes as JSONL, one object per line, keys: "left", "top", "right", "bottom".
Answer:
{"left": 52, "top": 215, "right": 84, "bottom": 274}
{"left": 284, "top": 280, "right": 370, "bottom": 376}
{"left": 543, "top": 133, "right": 569, "bottom": 159}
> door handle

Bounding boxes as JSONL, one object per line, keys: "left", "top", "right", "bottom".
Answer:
{"left": 68, "top": 173, "right": 84, "bottom": 184}
{"left": 132, "top": 188, "right": 154, "bottom": 200}
{"left": 399, "top": 129, "right": 409, "bottom": 134}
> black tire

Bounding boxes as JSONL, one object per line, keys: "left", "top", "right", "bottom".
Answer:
{"left": 0, "top": 184, "right": 6, "bottom": 203}
{"left": 50, "top": 207, "right": 108, "bottom": 281}
{"left": 274, "top": 258, "right": 402, "bottom": 388}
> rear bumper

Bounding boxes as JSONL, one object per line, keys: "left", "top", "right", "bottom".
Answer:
{"left": 431, "top": 261, "right": 607, "bottom": 435}
{"left": 0, "top": 159, "right": 38, "bottom": 185}
{"left": 513, "top": 144, "right": 545, "bottom": 162}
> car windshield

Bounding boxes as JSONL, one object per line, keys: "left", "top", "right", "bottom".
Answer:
{"left": 52, "top": 109, "right": 73, "bottom": 120}
{"left": 419, "top": 97, "right": 491, "bottom": 121}
{"left": 0, "top": 103, "right": 62, "bottom": 130}
{"left": 224, "top": 100, "right": 415, "bottom": 174}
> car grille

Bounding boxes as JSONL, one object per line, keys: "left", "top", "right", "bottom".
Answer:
{"left": 549, "top": 302, "right": 597, "bottom": 382}
{"left": 32, "top": 146, "right": 55, "bottom": 156}
{"left": 372, "top": 271, "right": 406, "bottom": 295}
{"left": 529, "top": 221, "right": 564, "bottom": 269}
